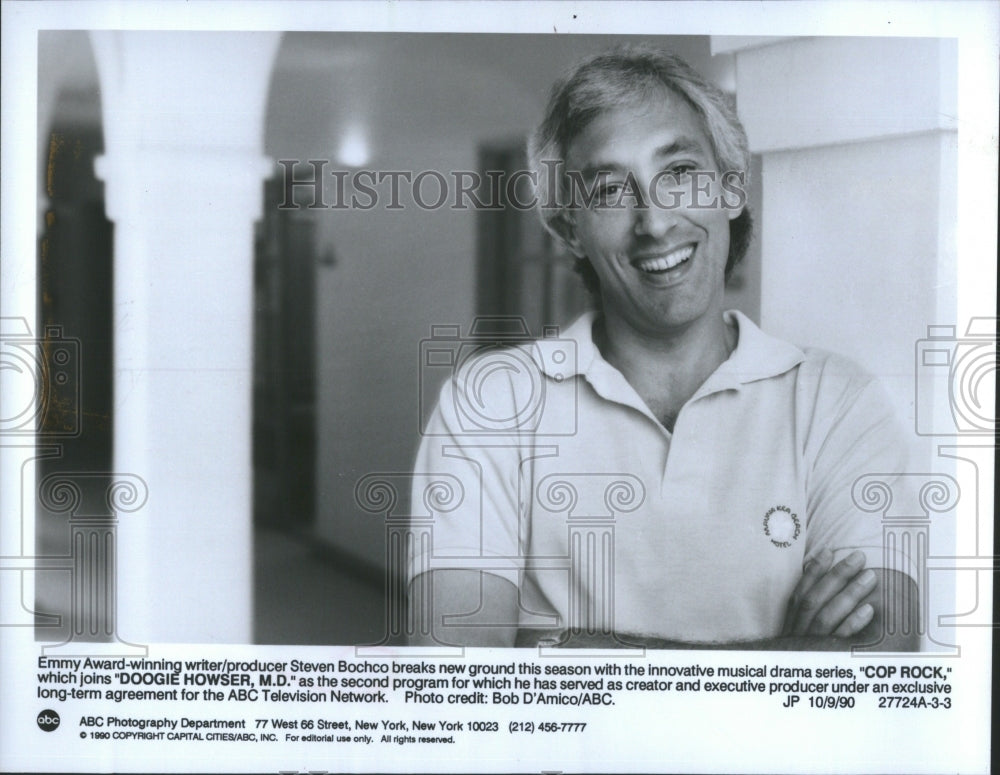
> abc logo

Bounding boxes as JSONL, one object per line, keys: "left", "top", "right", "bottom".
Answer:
{"left": 37, "top": 710, "right": 60, "bottom": 732}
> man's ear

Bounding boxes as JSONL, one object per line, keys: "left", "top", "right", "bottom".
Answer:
{"left": 724, "top": 170, "right": 748, "bottom": 222}
{"left": 548, "top": 211, "right": 586, "bottom": 258}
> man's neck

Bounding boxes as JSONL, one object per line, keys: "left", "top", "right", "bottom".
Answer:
{"left": 595, "top": 310, "right": 736, "bottom": 430}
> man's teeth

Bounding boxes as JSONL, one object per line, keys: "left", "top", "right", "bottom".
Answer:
{"left": 637, "top": 246, "right": 694, "bottom": 272}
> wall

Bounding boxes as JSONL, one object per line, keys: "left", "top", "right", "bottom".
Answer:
{"left": 760, "top": 132, "right": 954, "bottom": 419}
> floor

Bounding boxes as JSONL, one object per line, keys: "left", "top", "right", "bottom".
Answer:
{"left": 252, "top": 526, "right": 392, "bottom": 645}
{"left": 33, "top": 523, "right": 389, "bottom": 646}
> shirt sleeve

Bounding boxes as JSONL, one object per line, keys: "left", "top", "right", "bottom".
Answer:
{"left": 407, "top": 366, "right": 527, "bottom": 590}
{"left": 799, "top": 352, "right": 920, "bottom": 582}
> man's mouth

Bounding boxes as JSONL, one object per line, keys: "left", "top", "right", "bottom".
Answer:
{"left": 633, "top": 244, "right": 695, "bottom": 274}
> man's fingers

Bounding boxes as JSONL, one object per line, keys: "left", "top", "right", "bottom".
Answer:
{"left": 832, "top": 602, "right": 875, "bottom": 638}
{"left": 788, "top": 550, "right": 867, "bottom": 636}
{"left": 782, "top": 548, "right": 833, "bottom": 635}
{"left": 806, "top": 568, "right": 878, "bottom": 636}
{"left": 795, "top": 549, "right": 833, "bottom": 600}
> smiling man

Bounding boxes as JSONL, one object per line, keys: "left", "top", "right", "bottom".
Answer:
{"left": 408, "top": 46, "right": 919, "bottom": 650}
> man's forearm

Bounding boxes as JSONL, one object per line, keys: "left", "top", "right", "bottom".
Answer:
{"left": 554, "top": 631, "right": 854, "bottom": 650}
{"left": 552, "top": 627, "right": 919, "bottom": 652}
{"left": 702, "top": 635, "right": 856, "bottom": 651}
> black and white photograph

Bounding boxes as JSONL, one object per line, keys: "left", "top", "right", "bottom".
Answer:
{"left": 1, "top": 2, "right": 996, "bottom": 773}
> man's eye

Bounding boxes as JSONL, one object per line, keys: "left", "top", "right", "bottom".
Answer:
{"left": 592, "top": 182, "right": 627, "bottom": 204}
{"left": 653, "top": 165, "right": 697, "bottom": 189}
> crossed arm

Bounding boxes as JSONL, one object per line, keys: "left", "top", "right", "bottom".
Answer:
{"left": 407, "top": 550, "right": 920, "bottom": 651}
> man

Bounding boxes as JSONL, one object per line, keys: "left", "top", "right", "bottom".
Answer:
{"left": 408, "top": 46, "right": 918, "bottom": 650}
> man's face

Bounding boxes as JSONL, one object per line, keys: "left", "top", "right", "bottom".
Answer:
{"left": 561, "top": 90, "right": 742, "bottom": 338}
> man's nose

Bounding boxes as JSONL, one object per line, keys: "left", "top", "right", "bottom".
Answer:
{"left": 632, "top": 193, "right": 674, "bottom": 239}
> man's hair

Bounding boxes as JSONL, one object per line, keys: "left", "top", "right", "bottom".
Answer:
{"left": 528, "top": 45, "right": 754, "bottom": 295}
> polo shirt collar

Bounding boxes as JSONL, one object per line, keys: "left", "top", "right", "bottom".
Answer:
{"left": 541, "top": 309, "right": 805, "bottom": 400}
{"left": 704, "top": 309, "right": 806, "bottom": 393}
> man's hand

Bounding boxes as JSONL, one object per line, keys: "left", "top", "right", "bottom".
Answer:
{"left": 782, "top": 549, "right": 878, "bottom": 638}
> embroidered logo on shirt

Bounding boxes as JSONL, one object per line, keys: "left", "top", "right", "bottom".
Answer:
{"left": 763, "top": 504, "right": 801, "bottom": 548}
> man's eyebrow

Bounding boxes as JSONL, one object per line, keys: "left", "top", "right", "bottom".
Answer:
{"left": 577, "top": 161, "right": 628, "bottom": 180}
{"left": 652, "top": 138, "right": 708, "bottom": 159}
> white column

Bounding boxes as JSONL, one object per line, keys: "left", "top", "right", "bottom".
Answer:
{"left": 1, "top": 25, "right": 42, "bottom": 631}
{"left": 714, "top": 36, "right": 958, "bottom": 439}
{"left": 90, "top": 31, "right": 280, "bottom": 642}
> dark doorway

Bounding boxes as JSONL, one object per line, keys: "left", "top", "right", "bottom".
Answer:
{"left": 475, "top": 140, "right": 592, "bottom": 334}
{"left": 252, "top": 175, "right": 318, "bottom": 532}
{"left": 35, "top": 99, "right": 114, "bottom": 642}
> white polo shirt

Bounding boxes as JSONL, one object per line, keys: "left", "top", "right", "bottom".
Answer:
{"left": 410, "top": 311, "right": 916, "bottom": 644}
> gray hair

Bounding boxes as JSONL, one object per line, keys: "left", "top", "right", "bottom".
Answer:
{"left": 528, "top": 45, "right": 753, "bottom": 287}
